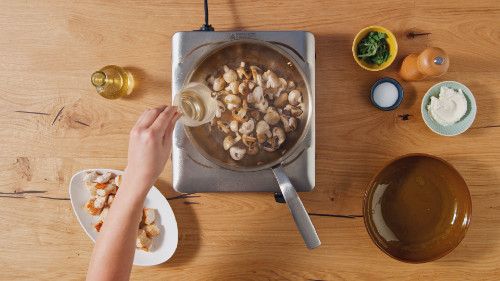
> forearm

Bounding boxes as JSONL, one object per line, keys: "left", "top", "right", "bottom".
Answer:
{"left": 86, "top": 178, "right": 148, "bottom": 281}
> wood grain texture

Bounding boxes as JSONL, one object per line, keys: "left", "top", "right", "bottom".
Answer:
{"left": 0, "top": 0, "right": 499, "bottom": 280}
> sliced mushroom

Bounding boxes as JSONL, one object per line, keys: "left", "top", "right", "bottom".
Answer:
{"left": 288, "top": 89, "right": 302, "bottom": 106}
{"left": 232, "top": 106, "right": 248, "bottom": 123}
{"left": 249, "top": 110, "right": 261, "bottom": 121}
{"left": 247, "top": 86, "right": 264, "bottom": 104}
{"left": 287, "top": 80, "right": 296, "bottom": 90}
{"left": 239, "top": 119, "right": 255, "bottom": 135}
{"left": 215, "top": 100, "right": 225, "bottom": 118}
{"left": 281, "top": 115, "right": 297, "bottom": 133}
{"left": 248, "top": 81, "right": 256, "bottom": 90}
{"left": 236, "top": 62, "right": 251, "bottom": 80}
{"left": 250, "top": 66, "right": 264, "bottom": 87}
{"left": 273, "top": 127, "right": 286, "bottom": 146}
{"left": 274, "top": 92, "right": 289, "bottom": 108}
{"left": 256, "top": 120, "right": 271, "bottom": 144}
{"left": 213, "top": 77, "right": 226, "bottom": 91}
{"left": 217, "top": 121, "right": 230, "bottom": 134}
{"left": 223, "top": 134, "right": 241, "bottom": 150}
{"left": 223, "top": 65, "right": 238, "bottom": 83}
{"left": 238, "top": 81, "right": 249, "bottom": 95}
{"left": 263, "top": 136, "right": 279, "bottom": 152}
{"left": 263, "top": 70, "right": 280, "bottom": 89}
{"left": 250, "top": 65, "right": 262, "bottom": 81}
{"left": 263, "top": 107, "right": 280, "bottom": 125}
{"left": 225, "top": 81, "right": 240, "bottom": 95}
{"left": 242, "top": 134, "right": 259, "bottom": 155}
{"left": 274, "top": 77, "right": 288, "bottom": 98}
{"left": 224, "top": 94, "right": 242, "bottom": 110}
{"left": 242, "top": 134, "right": 257, "bottom": 147}
{"left": 283, "top": 104, "right": 303, "bottom": 118}
{"left": 263, "top": 87, "right": 275, "bottom": 100}
{"left": 229, "top": 146, "right": 246, "bottom": 161}
{"left": 255, "top": 99, "right": 269, "bottom": 113}
{"left": 229, "top": 120, "right": 239, "bottom": 133}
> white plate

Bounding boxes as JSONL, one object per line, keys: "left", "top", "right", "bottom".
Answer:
{"left": 69, "top": 169, "right": 178, "bottom": 266}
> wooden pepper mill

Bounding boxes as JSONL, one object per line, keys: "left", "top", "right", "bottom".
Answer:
{"left": 399, "top": 47, "right": 449, "bottom": 81}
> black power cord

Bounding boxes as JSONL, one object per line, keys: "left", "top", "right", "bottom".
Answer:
{"left": 199, "top": 0, "right": 214, "bottom": 31}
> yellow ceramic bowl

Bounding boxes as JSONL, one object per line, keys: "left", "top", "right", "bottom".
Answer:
{"left": 352, "top": 26, "right": 398, "bottom": 71}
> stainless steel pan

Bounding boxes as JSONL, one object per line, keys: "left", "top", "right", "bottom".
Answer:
{"left": 184, "top": 39, "right": 320, "bottom": 249}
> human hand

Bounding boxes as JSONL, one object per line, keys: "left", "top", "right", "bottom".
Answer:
{"left": 123, "top": 106, "right": 181, "bottom": 195}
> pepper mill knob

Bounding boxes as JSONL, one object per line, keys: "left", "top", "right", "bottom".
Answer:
{"left": 418, "top": 47, "right": 449, "bottom": 77}
{"left": 399, "top": 47, "right": 450, "bottom": 81}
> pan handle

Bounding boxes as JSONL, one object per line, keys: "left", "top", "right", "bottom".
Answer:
{"left": 272, "top": 165, "right": 321, "bottom": 249}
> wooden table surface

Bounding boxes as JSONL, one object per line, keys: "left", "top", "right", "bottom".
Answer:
{"left": 1, "top": 0, "right": 499, "bottom": 280}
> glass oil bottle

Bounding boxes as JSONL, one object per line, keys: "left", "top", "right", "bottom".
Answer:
{"left": 91, "top": 65, "right": 134, "bottom": 99}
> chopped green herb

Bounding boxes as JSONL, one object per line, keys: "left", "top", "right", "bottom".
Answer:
{"left": 357, "top": 31, "right": 390, "bottom": 65}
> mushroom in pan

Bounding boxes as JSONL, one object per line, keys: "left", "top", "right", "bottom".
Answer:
{"left": 250, "top": 65, "right": 264, "bottom": 87}
{"left": 248, "top": 80, "right": 256, "bottom": 90}
{"left": 273, "top": 127, "right": 286, "bottom": 146}
{"left": 256, "top": 120, "right": 272, "bottom": 144}
{"left": 262, "top": 136, "right": 279, "bottom": 152}
{"left": 249, "top": 110, "right": 261, "bottom": 121}
{"left": 217, "top": 121, "right": 230, "bottom": 134}
{"left": 223, "top": 134, "right": 241, "bottom": 151}
{"left": 288, "top": 89, "right": 302, "bottom": 106}
{"left": 213, "top": 77, "right": 226, "bottom": 91}
{"left": 274, "top": 77, "right": 288, "bottom": 98}
{"left": 229, "top": 146, "right": 246, "bottom": 161}
{"left": 247, "top": 85, "right": 264, "bottom": 104}
{"left": 274, "top": 92, "right": 289, "bottom": 108}
{"left": 283, "top": 104, "right": 303, "bottom": 118}
{"left": 239, "top": 119, "right": 255, "bottom": 135}
{"left": 238, "top": 81, "right": 249, "bottom": 95}
{"left": 236, "top": 62, "right": 251, "bottom": 80}
{"left": 255, "top": 99, "right": 269, "bottom": 113}
{"left": 262, "top": 127, "right": 286, "bottom": 152}
{"left": 281, "top": 115, "right": 297, "bottom": 133}
{"left": 232, "top": 105, "right": 248, "bottom": 123}
{"left": 223, "top": 65, "right": 238, "bottom": 83}
{"left": 224, "top": 94, "right": 242, "bottom": 110}
{"left": 263, "top": 70, "right": 280, "bottom": 89}
{"left": 225, "top": 81, "right": 240, "bottom": 95}
{"left": 215, "top": 100, "right": 225, "bottom": 118}
{"left": 263, "top": 107, "right": 280, "bottom": 125}
{"left": 242, "top": 134, "right": 259, "bottom": 155}
{"left": 229, "top": 120, "right": 239, "bottom": 133}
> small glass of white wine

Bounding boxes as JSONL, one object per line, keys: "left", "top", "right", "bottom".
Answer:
{"left": 173, "top": 83, "right": 217, "bottom": 127}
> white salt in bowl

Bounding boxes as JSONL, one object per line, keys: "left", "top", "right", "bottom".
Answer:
{"left": 370, "top": 77, "right": 404, "bottom": 111}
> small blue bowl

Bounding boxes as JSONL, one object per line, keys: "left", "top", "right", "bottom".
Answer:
{"left": 421, "top": 81, "right": 477, "bottom": 137}
{"left": 370, "top": 77, "right": 404, "bottom": 111}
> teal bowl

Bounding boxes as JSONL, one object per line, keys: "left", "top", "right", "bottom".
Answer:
{"left": 421, "top": 81, "right": 477, "bottom": 136}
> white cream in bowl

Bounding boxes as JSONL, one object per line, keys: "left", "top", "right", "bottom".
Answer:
{"left": 427, "top": 86, "right": 467, "bottom": 126}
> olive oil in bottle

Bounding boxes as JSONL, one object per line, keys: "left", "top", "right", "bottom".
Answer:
{"left": 91, "top": 65, "right": 134, "bottom": 99}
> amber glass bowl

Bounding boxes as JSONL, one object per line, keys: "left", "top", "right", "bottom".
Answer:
{"left": 363, "top": 154, "right": 472, "bottom": 263}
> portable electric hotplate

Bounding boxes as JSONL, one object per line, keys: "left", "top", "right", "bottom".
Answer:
{"left": 171, "top": 30, "right": 315, "bottom": 194}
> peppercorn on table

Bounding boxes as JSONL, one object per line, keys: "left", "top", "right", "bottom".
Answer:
{"left": 0, "top": 0, "right": 499, "bottom": 280}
